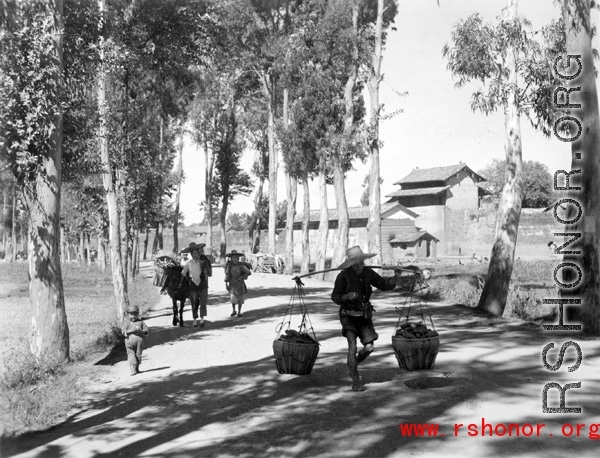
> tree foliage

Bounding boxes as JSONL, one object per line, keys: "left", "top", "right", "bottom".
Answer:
{"left": 442, "top": 13, "right": 566, "bottom": 135}
{"left": 0, "top": 1, "right": 64, "bottom": 185}
{"left": 478, "top": 159, "right": 553, "bottom": 208}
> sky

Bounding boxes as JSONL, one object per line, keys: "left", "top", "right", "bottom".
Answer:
{"left": 178, "top": 0, "right": 569, "bottom": 226}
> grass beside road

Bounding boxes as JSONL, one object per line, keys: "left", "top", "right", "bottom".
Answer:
{"left": 0, "top": 261, "right": 158, "bottom": 438}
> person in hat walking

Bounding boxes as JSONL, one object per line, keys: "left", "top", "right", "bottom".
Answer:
{"left": 331, "top": 245, "right": 406, "bottom": 392}
{"left": 180, "top": 242, "right": 212, "bottom": 327}
{"left": 224, "top": 250, "right": 252, "bottom": 317}
{"left": 122, "top": 305, "right": 149, "bottom": 376}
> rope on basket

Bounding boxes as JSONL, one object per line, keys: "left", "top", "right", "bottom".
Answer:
{"left": 275, "top": 277, "right": 319, "bottom": 344}
{"left": 394, "top": 273, "right": 436, "bottom": 333}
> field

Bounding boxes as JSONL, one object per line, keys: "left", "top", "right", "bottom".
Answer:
{"left": 425, "top": 258, "right": 557, "bottom": 320}
{"left": 0, "top": 261, "right": 158, "bottom": 437}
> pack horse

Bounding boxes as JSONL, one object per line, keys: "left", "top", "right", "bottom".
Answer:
{"left": 154, "top": 256, "right": 190, "bottom": 326}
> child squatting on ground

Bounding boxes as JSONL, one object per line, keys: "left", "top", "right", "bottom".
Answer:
{"left": 122, "top": 305, "right": 149, "bottom": 376}
{"left": 224, "top": 250, "right": 252, "bottom": 317}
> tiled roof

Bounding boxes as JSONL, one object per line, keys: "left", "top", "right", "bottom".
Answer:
{"left": 293, "top": 202, "right": 418, "bottom": 223}
{"left": 385, "top": 186, "right": 450, "bottom": 198}
{"left": 389, "top": 228, "right": 438, "bottom": 243}
{"left": 394, "top": 164, "right": 486, "bottom": 185}
{"left": 477, "top": 184, "right": 493, "bottom": 195}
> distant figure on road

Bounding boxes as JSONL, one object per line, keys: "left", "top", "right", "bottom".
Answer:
{"left": 180, "top": 242, "right": 212, "bottom": 327}
{"left": 122, "top": 305, "right": 149, "bottom": 376}
{"left": 331, "top": 246, "right": 406, "bottom": 392}
{"left": 225, "top": 250, "right": 252, "bottom": 317}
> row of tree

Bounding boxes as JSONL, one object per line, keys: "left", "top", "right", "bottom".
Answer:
{"left": 445, "top": 0, "right": 600, "bottom": 331}
{"left": 2, "top": 0, "right": 600, "bottom": 365}
{"left": 0, "top": 0, "right": 399, "bottom": 362}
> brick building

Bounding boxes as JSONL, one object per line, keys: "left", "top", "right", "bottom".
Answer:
{"left": 292, "top": 202, "right": 438, "bottom": 264}
{"left": 385, "top": 163, "right": 489, "bottom": 255}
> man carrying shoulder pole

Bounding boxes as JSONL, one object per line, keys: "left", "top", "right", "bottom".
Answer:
{"left": 331, "top": 246, "right": 412, "bottom": 392}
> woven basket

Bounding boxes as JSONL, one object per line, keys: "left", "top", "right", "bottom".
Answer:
{"left": 153, "top": 270, "right": 169, "bottom": 287}
{"left": 153, "top": 263, "right": 178, "bottom": 287}
{"left": 273, "top": 339, "right": 319, "bottom": 375}
{"left": 392, "top": 335, "right": 440, "bottom": 371}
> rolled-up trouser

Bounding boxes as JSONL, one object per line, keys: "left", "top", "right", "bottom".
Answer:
{"left": 189, "top": 281, "right": 208, "bottom": 319}
{"left": 125, "top": 335, "right": 143, "bottom": 366}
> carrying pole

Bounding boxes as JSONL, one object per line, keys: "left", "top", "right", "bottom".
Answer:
{"left": 292, "top": 265, "right": 424, "bottom": 281}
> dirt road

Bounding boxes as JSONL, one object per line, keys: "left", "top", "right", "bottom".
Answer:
{"left": 4, "top": 262, "right": 600, "bottom": 457}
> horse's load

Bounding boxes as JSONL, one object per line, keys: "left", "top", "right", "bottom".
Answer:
{"left": 153, "top": 256, "right": 179, "bottom": 287}
{"left": 273, "top": 330, "right": 319, "bottom": 375}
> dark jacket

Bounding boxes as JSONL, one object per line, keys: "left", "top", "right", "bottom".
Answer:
{"left": 331, "top": 266, "right": 396, "bottom": 315}
{"left": 199, "top": 254, "right": 212, "bottom": 289}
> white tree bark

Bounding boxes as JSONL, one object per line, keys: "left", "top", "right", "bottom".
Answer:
{"left": 562, "top": 0, "right": 600, "bottom": 333}
{"left": 26, "top": 0, "right": 69, "bottom": 361}
{"left": 97, "top": 0, "right": 129, "bottom": 318}
{"left": 366, "top": 0, "right": 384, "bottom": 268}
{"left": 477, "top": 0, "right": 523, "bottom": 316}
{"left": 315, "top": 170, "right": 329, "bottom": 280}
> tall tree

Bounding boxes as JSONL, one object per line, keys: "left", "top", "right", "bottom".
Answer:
{"left": 443, "top": 3, "right": 565, "bottom": 316}
{"left": 97, "top": 0, "right": 129, "bottom": 317}
{"left": 172, "top": 126, "right": 185, "bottom": 253}
{"left": 331, "top": 0, "right": 359, "bottom": 269}
{"left": 0, "top": 0, "right": 69, "bottom": 360}
{"left": 190, "top": 69, "right": 223, "bottom": 253}
{"left": 364, "top": 0, "right": 397, "bottom": 267}
{"left": 228, "top": 0, "right": 297, "bottom": 254}
{"left": 562, "top": 0, "right": 600, "bottom": 334}
{"left": 282, "top": 88, "right": 298, "bottom": 274}
{"left": 212, "top": 108, "right": 253, "bottom": 261}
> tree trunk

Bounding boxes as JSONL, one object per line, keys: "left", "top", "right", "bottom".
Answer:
{"left": 250, "top": 179, "right": 264, "bottom": 253}
{"left": 282, "top": 87, "right": 296, "bottom": 274}
{"left": 143, "top": 226, "right": 149, "bottom": 260}
{"left": 301, "top": 179, "right": 310, "bottom": 275}
{"left": 366, "top": 0, "right": 384, "bottom": 268}
{"left": 332, "top": 163, "right": 351, "bottom": 269}
{"left": 86, "top": 232, "right": 92, "bottom": 268}
{"left": 98, "top": 234, "right": 106, "bottom": 273}
{"left": 261, "top": 73, "right": 278, "bottom": 254}
{"left": 219, "top": 193, "right": 229, "bottom": 264}
{"left": 563, "top": 0, "right": 600, "bottom": 333}
{"left": 315, "top": 170, "right": 329, "bottom": 280}
{"left": 11, "top": 192, "right": 17, "bottom": 262}
{"left": 2, "top": 192, "right": 6, "bottom": 259}
{"left": 25, "top": 0, "right": 69, "bottom": 362}
{"left": 284, "top": 172, "right": 297, "bottom": 275}
{"left": 477, "top": 0, "right": 522, "bottom": 317}
{"left": 151, "top": 222, "right": 159, "bottom": 254}
{"left": 60, "top": 225, "right": 65, "bottom": 263}
{"left": 173, "top": 129, "right": 184, "bottom": 253}
{"left": 98, "top": 0, "right": 128, "bottom": 318}
{"left": 332, "top": 2, "right": 359, "bottom": 270}
{"left": 79, "top": 231, "right": 85, "bottom": 263}
{"left": 203, "top": 139, "right": 215, "bottom": 252}
{"left": 132, "top": 229, "right": 139, "bottom": 278}
{"left": 157, "top": 222, "right": 163, "bottom": 250}
{"left": 126, "top": 228, "right": 134, "bottom": 283}
{"left": 118, "top": 172, "right": 129, "bottom": 281}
